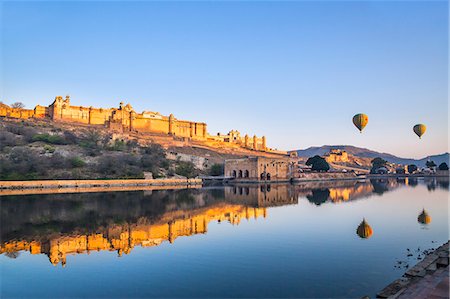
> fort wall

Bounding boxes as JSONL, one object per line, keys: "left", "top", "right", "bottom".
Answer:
{"left": 0, "top": 96, "right": 280, "bottom": 153}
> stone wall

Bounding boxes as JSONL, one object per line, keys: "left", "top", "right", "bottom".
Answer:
{"left": 1, "top": 96, "right": 282, "bottom": 153}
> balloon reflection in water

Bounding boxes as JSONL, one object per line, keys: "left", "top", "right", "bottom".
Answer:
{"left": 356, "top": 218, "right": 373, "bottom": 239}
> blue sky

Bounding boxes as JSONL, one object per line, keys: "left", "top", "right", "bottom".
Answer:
{"left": 1, "top": 1, "right": 447, "bottom": 158}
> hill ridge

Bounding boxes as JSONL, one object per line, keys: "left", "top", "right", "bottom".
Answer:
{"left": 295, "top": 145, "right": 449, "bottom": 167}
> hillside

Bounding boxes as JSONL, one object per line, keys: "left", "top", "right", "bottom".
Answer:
{"left": 295, "top": 145, "right": 449, "bottom": 167}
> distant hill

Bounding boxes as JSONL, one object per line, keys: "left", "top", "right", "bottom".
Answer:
{"left": 295, "top": 145, "right": 449, "bottom": 167}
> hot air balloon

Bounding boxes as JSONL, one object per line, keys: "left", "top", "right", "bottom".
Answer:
{"left": 418, "top": 209, "right": 431, "bottom": 225}
{"left": 413, "top": 124, "right": 426, "bottom": 139}
{"left": 356, "top": 218, "right": 373, "bottom": 239}
{"left": 353, "top": 113, "right": 369, "bottom": 133}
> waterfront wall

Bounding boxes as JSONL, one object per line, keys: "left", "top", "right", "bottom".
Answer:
{"left": 0, "top": 178, "right": 202, "bottom": 190}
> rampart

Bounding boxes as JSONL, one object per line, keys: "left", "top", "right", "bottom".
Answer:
{"left": 0, "top": 96, "right": 283, "bottom": 154}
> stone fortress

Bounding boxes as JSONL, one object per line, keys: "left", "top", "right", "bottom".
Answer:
{"left": 0, "top": 96, "right": 282, "bottom": 153}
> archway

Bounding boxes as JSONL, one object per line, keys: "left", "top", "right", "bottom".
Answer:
{"left": 266, "top": 173, "right": 271, "bottom": 181}
{"left": 244, "top": 170, "right": 249, "bottom": 178}
{"left": 238, "top": 170, "right": 243, "bottom": 178}
{"left": 232, "top": 170, "right": 237, "bottom": 178}
{"left": 260, "top": 173, "right": 266, "bottom": 180}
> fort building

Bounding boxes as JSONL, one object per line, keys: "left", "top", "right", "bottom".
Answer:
{"left": 224, "top": 156, "right": 294, "bottom": 182}
{"left": 0, "top": 96, "right": 278, "bottom": 153}
{"left": 0, "top": 203, "right": 266, "bottom": 266}
{"left": 324, "top": 149, "right": 349, "bottom": 163}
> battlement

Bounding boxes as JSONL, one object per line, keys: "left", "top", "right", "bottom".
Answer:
{"left": 0, "top": 96, "right": 282, "bottom": 153}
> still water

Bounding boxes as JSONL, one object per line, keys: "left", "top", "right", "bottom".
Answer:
{"left": 1, "top": 178, "right": 448, "bottom": 298}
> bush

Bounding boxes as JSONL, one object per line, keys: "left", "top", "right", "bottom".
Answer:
{"left": 63, "top": 131, "right": 78, "bottom": 144}
{"left": 407, "top": 164, "right": 418, "bottom": 174}
{"left": 426, "top": 160, "right": 437, "bottom": 168}
{"left": 140, "top": 144, "right": 169, "bottom": 176}
{"left": 209, "top": 163, "right": 224, "bottom": 176}
{"left": 32, "top": 133, "right": 67, "bottom": 145}
{"left": 109, "top": 139, "right": 127, "bottom": 151}
{"left": 438, "top": 162, "right": 449, "bottom": 171}
{"left": 0, "top": 147, "right": 49, "bottom": 179}
{"left": 43, "top": 144, "right": 56, "bottom": 153}
{"left": 78, "top": 130, "right": 102, "bottom": 149}
{"left": 96, "top": 154, "right": 143, "bottom": 178}
{"left": 0, "top": 131, "right": 21, "bottom": 150}
{"left": 175, "top": 161, "right": 198, "bottom": 178}
{"left": 70, "top": 156, "right": 86, "bottom": 168}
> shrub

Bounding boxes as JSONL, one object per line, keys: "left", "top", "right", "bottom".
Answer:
{"left": 78, "top": 130, "right": 102, "bottom": 149}
{"left": 63, "top": 131, "right": 78, "bottom": 144}
{"left": 32, "top": 133, "right": 67, "bottom": 145}
{"left": 96, "top": 154, "right": 143, "bottom": 178}
{"left": 43, "top": 144, "right": 56, "bottom": 153}
{"left": 407, "top": 164, "right": 418, "bottom": 174}
{"left": 109, "top": 139, "right": 127, "bottom": 151}
{"left": 175, "top": 161, "right": 198, "bottom": 178}
{"left": 438, "top": 162, "right": 449, "bottom": 171}
{"left": 209, "top": 163, "right": 224, "bottom": 176}
{"left": 70, "top": 156, "right": 86, "bottom": 168}
{"left": 0, "top": 131, "right": 21, "bottom": 150}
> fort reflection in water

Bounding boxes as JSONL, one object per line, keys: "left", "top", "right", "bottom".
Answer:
{"left": 1, "top": 178, "right": 447, "bottom": 266}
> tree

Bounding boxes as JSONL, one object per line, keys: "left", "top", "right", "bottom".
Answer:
{"left": 175, "top": 161, "right": 198, "bottom": 178}
{"left": 438, "top": 162, "right": 449, "bottom": 171}
{"left": 370, "top": 157, "right": 387, "bottom": 174}
{"left": 10, "top": 102, "right": 25, "bottom": 109}
{"left": 306, "top": 189, "right": 330, "bottom": 205}
{"left": 305, "top": 155, "right": 330, "bottom": 172}
{"left": 426, "top": 160, "right": 437, "bottom": 168}
{"left": 209, "top": 163, "right": 224, "bottom": 176}
{"left": 407, "top": 164, "right": 418, "bottom": 174}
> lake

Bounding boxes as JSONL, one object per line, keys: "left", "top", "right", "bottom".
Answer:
{"left": 1, "top": 178, "right": 448, "bottom": 298}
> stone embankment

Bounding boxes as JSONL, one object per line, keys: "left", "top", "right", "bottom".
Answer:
{"left": 377, "top": 241, "right": 449, "bottom": 298}
{"left": 0, "top": 178, "right": 202, "bottom": 195}
{"left": 293, "top": 172, "right": 361, "bottom": 182}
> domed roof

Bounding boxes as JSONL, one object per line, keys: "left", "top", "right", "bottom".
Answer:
{"left": 418, "top": 209, "right": 431, "bottom": 225}
{"left": 356, "top": 218, "right": 373, "bottom": 239}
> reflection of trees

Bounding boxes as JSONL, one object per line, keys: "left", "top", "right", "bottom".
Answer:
{"left": 370, "top": 179, "right": 389, "bottom": 195}
{"left": 438, "top": 180, "right": 449, "bottom": 190}
{"left": 306, "top": 189, "right": 330, "bottom": 206}
{"left": 408, "top": 178, "right": 418, "bottom": 187}
{"left": 5, "top": 252, "right": 20, "bottom": 259}
{"left": 425, "top": 178, "right": 437, "bottom": 191}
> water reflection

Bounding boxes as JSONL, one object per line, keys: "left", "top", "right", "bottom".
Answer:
{"left": 418, "top": 209, "right": 432, "bottom": 225}
{"left": 356, "top": 218, "right": 373, "bottom": 239}
{"left": 1, "top": 178, "right": 447, "bottom": 267}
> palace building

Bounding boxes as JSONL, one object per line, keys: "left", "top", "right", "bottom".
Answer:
{"left": 0, "top": 96, "right": 280, "bottom": 153}
{"left": 224, "top": 156, "right": 293, "bottom": 182}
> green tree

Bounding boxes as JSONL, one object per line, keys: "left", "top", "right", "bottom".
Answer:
{"left": 305, "top": 155, "right": 330, "bottom": 172}
{"left": 407, "top": 164, "right": 418, "bottom": 174}
{"left": 438, "top": 162, "right": 449, "bottom": 171}
{"left": 209, "top": 163, "right": 224, "bottom": 176}
{"left": 370, "top": 157, "right": 387, "bottom": 174}
{"left": 175, "top": 161, "right": 198, "bottom": 178}
{"left": 426, "top": 160, "right": 437, "bottom": 168}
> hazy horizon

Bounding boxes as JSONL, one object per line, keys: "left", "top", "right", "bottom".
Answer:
{"left": 1, "top": 1, "right": 448, "bottom": 158}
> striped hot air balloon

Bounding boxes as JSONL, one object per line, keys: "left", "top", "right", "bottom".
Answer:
{"left": 353, "top": 113, "right": 369, "bottom": 133}
{"left": 413, "top": 124, "right": 426, "bottom": 139}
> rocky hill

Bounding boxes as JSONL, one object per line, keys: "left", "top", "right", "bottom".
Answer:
{"left": 295, "top": 145, "right": 449, "bottom": 167}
